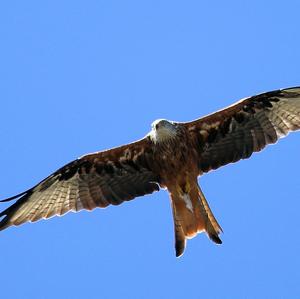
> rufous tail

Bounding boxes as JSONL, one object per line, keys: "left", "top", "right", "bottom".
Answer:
{"left": 170, "top": 182, "right": 222, "bottom": 257}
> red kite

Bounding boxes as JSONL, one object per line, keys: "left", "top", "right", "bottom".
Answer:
{"left": 1, "top": 87, "right": 300, "bottom": 256}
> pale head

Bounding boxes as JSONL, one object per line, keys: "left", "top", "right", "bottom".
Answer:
{"left": 149, "top": 119, "right": 178, "bottom": 143}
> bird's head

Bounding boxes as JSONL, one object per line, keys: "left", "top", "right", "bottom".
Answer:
{"left": 149, "top": 119, "right": 178, "bottom": 143}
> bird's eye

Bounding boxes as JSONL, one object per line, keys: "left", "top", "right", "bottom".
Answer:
{"left": 155, "top": 124, "right": 159, "bottom": 130}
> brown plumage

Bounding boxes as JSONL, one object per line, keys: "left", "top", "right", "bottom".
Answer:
{"left": 1, "top": 86, "right": 300, "bottom": 257}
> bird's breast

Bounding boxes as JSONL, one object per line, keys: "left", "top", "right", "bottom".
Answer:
{"left": 152, "top": 135, "right": 198, "bottom": 184}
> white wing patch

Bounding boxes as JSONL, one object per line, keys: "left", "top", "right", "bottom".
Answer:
{"left": 182, "top": 193, "right": 193, "bottom": 213}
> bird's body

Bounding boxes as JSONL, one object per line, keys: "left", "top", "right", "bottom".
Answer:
{"left": 149, "top": 120, "right": 222, "bottom": 256}
{"left": 149, "top": 120, "right": 222, "bottom": 255}
{"left": 1, "top": 86, "right": 300, "bottom": 256}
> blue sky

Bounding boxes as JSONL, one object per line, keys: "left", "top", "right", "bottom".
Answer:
{"left": 1, "top": 1, "right": 300, "bottom": 298}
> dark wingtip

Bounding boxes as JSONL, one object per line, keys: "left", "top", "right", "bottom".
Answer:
{"left": 0, "top": 190, "right": 32, "bottom": 231}
{"left": 0, "top": 190, "right": 30, "bottom": 203}
{"left": 0, "top": 217, "right": 10, "bottom": 231}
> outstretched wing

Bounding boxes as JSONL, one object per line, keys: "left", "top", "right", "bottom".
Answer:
{"left": 184, "top": 87, "right": 300, "bottom": 173}
{"left": 0, "top": 137, "right": 159, "bottom": 230}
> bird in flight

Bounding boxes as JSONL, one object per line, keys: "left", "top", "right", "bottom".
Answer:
{"left": 1, "top": 87, "right": 300, "bottom": 257}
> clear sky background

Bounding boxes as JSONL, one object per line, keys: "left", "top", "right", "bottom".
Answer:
{"left": 0, "top": 1, "right": 300, "bottom": 298}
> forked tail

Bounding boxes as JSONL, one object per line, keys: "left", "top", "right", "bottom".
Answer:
{"left": 170, "top": 182, "right": 222, "bottom": 257}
